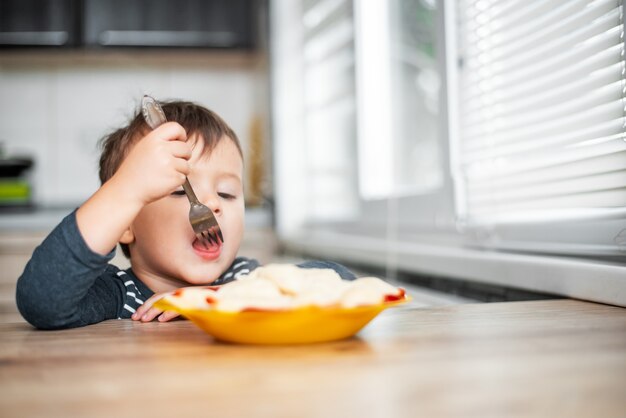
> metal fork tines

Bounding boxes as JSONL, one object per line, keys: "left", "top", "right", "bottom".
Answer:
{"left": 141, "top": 95, "right": 224, "bottom": 247}
{"left": 183, "top": 178, "right": 224, "bottom": 246}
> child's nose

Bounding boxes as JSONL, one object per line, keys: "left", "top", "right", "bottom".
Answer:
{"left": 204, "top": 194, "right": 221, "bottom": 215}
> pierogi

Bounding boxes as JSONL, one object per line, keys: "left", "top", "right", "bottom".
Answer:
{"left": 164, "top": 264, "right": 406, "bottom": 312}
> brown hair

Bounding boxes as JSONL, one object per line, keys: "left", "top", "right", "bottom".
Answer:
{"left": 98, "top": 100, "right": 242, "bottom": 258}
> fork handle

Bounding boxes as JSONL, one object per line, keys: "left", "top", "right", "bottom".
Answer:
{"left": 182, "top": 178, "right": 201, "bottom": 205}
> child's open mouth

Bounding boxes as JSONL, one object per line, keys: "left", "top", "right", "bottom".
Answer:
{"left": 192, "top": 237, "right": 222, "bottom": 260}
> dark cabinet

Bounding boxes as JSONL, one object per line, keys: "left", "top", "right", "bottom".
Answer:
{"left": 83, "top": 0, "right": 254, "bottom": 49}
{"left": 0, "top": 0, "right": 80, "bottom": 47}
{"left": 0, "top": 0, "right": 256, "bottom": 49}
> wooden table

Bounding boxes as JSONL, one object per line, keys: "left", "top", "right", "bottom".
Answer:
{"left": 1, "top": 299, "right": 625, "bottom": 418}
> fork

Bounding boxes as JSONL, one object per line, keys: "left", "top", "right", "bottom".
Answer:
{"left": 141, "top": 95, "right": 224, "bottom": 247}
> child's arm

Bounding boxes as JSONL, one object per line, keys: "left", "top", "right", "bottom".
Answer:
{"left": 16, "top": 122, "right": 189, "bottom": 328}
{"left": 76, "top": 122, "right": 190, "bottom": 255}
{"left": 16, "top": 211, "right": 126, "bottom": 328}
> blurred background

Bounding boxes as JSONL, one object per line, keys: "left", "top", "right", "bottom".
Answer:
{"left": 0, "top": 0, "right": 625, "bottom": 309}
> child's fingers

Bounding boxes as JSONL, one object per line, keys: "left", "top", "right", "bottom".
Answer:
{"left": 131, "top": 304, "right": 156, "bottom": 321}
{"left": 131, "top": 303, "right": 149, "bottom": 321}
{"left": 131, "top": 297, "right": 153, "bottom": 319}
{"left": 139, "top": 306, "right": 164, "bottom": 322}
{"left": 151, "top": 122, "right": 187, "bottom": 142}
{"left": 169, "top": 140, "right": 193, "bottom": 160}
{"left": 131, "top": 293, "right": 164, "bottom": 321}
{"left": 157, "top": 311, "right": 180, "bottom": 322}
{"left": 130, "top": 290, "right": 180, "bottom": 323}
{"left": 172, "top": 158, "right": 191, "bottom": 177}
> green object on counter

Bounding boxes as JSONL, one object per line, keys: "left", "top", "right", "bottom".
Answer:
{"left": 0, "top": 180, "right": 30, "bottom": 203}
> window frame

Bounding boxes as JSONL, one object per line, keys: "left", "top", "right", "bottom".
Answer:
{"left": 270, "top": 0, "right": 626, "bottom": 307}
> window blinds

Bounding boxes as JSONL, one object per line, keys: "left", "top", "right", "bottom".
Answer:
{"left": 457, "top": 0, "right": 626, "bottom": 223}
{"left": 301, "top": 0, "right": 359, "bottom": 220}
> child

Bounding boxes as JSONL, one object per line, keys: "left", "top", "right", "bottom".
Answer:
{"left": 16, "top": 100, "right": 355, "bottom": 329}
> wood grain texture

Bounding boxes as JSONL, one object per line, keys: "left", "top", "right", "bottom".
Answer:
{"left": 1, "top": 299, "right": 625, "bottom": 418}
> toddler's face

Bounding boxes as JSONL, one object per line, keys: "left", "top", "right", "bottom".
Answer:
{"left": 127, "top": 136, "right": 245, "bottom": 289}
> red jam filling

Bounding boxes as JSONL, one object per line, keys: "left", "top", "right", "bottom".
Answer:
{"left": 384, "top": 287, "right": 406, "bottom": 302}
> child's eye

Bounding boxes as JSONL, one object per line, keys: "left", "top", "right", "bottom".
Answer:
{"left": 218, "top": 192, "right": 236, "bottom": 200}
{"left": 171, "top": 190, "right": 186, "bottom": 196}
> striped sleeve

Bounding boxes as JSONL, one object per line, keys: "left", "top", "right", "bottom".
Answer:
{"left": 212, "top": 257, "right": 260, "bottom": 285}
{"left": 115, "top": 270, "right": 147, "bottom": 319}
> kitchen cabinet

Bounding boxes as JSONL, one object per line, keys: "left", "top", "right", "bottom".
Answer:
{"left": 0, "top": 0, "right": 80, "bottom": 47}
{"left": 83, "top": 0, "right": 255, "bottom": 49}
{"left": 0, "top": 0, "right": 257, "bottom": 49}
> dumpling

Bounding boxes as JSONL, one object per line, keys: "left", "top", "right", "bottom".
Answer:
{"left": 213, "top": 277, "right": 294, "bottom": 312}
{"left": 163, "top": 287, "right": 218, "bottom": 309}
{"left": 340, "top": 277, "right": 405, "bottom": 308}
{"left": 252, "top": 265, "right": 343, "bottom": 299}
{"left": 163, "top": 265, "right": 406, "bottom": 312}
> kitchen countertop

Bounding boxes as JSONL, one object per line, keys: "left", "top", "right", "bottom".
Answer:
{"left": 0, "top": 206, "right": 272, "bottom": 232}
{"left": 0, "top": 207, "right": 70, "bottom": 232}
{"left": 1, "top": 299, "right": 624, "bottom": 418}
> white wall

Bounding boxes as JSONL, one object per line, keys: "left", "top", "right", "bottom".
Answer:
{"left": 0, "top": 55, "right": 259, "bottom": 207}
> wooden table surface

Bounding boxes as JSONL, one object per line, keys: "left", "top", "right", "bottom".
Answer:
{"left": 1, "top": 299, "right": 625, "bottom": 418}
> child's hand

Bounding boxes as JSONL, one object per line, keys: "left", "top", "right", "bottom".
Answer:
{"left": 112, "top": 122, "right": 191, "bottom": 206}
{"left": 132, "top": 292, "right": 180, "bottom": 323}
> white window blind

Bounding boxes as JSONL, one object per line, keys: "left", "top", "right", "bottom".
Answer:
{"left": 457, "top": 0, "right": 626, "bottom": 223}
{"left": 301, "top": 0, "right": 359, "bottom": 221}
{"left": 354, "top": 0, "right": 443, "bottom": 200}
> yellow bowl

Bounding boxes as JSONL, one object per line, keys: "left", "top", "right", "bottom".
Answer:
{"left": 155, "top": 297, "right": 409, "bottom": 345}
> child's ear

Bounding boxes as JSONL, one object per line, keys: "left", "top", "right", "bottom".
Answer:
{"left": 119, "top": 227, "right": 135, "bottom": 245}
